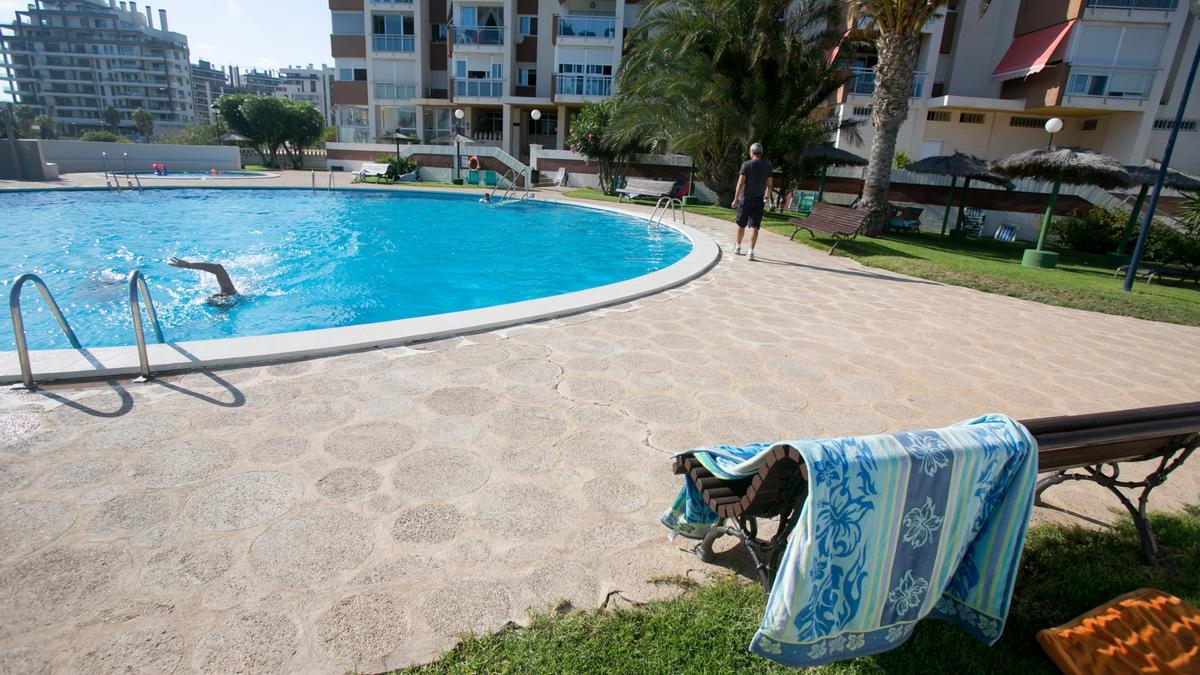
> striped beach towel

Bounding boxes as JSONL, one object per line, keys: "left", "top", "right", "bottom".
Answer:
{"left": 662, "top": 414, "right": 1038, "bottom": 667}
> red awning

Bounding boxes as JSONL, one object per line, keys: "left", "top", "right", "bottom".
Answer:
{"left": 991, "top": 20, "right": 1076, "bottom": 82}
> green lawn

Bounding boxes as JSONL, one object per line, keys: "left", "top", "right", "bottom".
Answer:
{"left": 565, "top": 189, "right": 1200, "bottom": 327}
{"left": 400, "top": 507, "right": 1200, "bottom": 674}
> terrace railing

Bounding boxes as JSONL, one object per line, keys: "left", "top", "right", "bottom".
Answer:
{"left": 555, "top": 74, "right": 613, "bottom": 97}
{"left": 455, "top": 78, "right": 504, "bottom": 97}
{"left": 1087, "top": 0, "right": 1178, "bottom": 9}
{"left": 557, "top": 15, "right": 616, "bottom": 39}
{"left": 848, "top": 67, "right": 925, "bottom": 98}
{"left": 454, "top": 26, "right": 504, "bottom": 46}
{"left": 1065, "top": 65, "right": 1156, "bottom": 100}
{"left": 373, "top": 35, "right": 415, "bottom": 53}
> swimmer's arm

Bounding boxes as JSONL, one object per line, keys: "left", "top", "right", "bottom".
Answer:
{"left": 169, "top": 258, "right": 239, "bottom": 296}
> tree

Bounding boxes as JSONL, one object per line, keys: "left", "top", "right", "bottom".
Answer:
{"left": 80, "top": 130, "right": 131, "bottom": 143}
{"left": 566, "top": 100, "right": 645, "bottom": 195}
{"left": 162, "top": 122, "right": 221, "bottom": 146}
{"left": 615, "top": 0, "right": 853, "bottom": 206}
{"left": 102, "top": 105, "right": 122, "bottom": 134}
{"left": 14, "top": 106, "right": 37, "bottom": 137}
{"left": 35, "top": 114, "right": 56, "bottom": 139}
{"left": 216, "top": 94, "right": 291, "bottom": 167}
{"left": 851, "top": 0, "right": 990, "bottom": 234}
{"left": 132, "top": 108, "right": 154, "bottom": 143}
{"left": 280, "top": 102, "right": 326, "bottom": 170}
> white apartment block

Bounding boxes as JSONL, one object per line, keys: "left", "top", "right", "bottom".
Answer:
{"left": 277, "top": 64, "right": 336, "bottom": 126}
{"left": 830, "top": 0, "right": 1200, "bottom": 174}
{"left": 328, "top": 0, "right": 636, "bottom": 162}
{"left": 1, "top": 0, "right": 193, "bottom": 137}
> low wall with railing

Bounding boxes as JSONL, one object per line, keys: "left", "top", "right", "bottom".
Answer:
{"left": 37, "top": 140, "right": 242, "bottom": 174}
{"left": 326, "top": 142, "right": 531, "bottom": 184}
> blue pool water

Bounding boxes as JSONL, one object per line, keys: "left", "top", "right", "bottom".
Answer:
{"left": 135, "top": 171, "right": 271, "bottom": 179}
{"left": 1, "top": 188, "right": 692, "bottom": 350}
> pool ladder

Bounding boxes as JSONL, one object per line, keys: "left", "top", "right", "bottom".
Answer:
{"left": 494, "top": 168, "right": 534, "bottom": 204}
{"left": 8, "top": 270, "right": 166, "bottom": 388}
{"left": 101, "top": 152, "right": 142, "bottom": 193}
{"left": 648, "top": 196, "right": 685, "bottom": 226}
{"left": 312, "top": 170, "right": 335, "bottom": 191}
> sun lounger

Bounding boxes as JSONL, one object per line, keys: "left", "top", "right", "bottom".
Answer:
{"left": 672, "top": 401, "right": 1200, "bottom": 590}
{"left": 553, "top": 167, "right": 567, "bottom": 187}
{"left": 467, "top": 169, "right": 480, "bottom": 185}
{"left": 885, "top": 206, "right": 923, "bottom": 233}
{"left": 787, "top": 202, "right": 868, "bottom": 251}
{"left": 994, "top": 223, "right": 1017, "bottom": 242}
{"left": 961, "top": 207, "right": 986, "bottom": 236}
{"left": 352, "top": 162, "right": 393, "bottom": 184}
{"left": 791, "top": 191, "right": 816, "bottom": 215}
{"left": 1114, "top": 263, "right": 1200, "bottom": 285}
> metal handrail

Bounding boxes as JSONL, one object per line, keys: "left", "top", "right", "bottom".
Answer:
{"left": 127, "top": 269, "right": 165, "bottom": 382}
{"left": 9, "top": 273, "right": 82, "bottom": 389}
{"left": 328, "top": 170, "right": 335, "bottom": 190}
{"left": 311, "top": 170, "right": 316, "bottom": 192}
{"left": 101, "top": 152, "right": 121, "bottom": 192}
{"left": 649, "top": 196, "right": 685, "bottom": 225}
{"left": 121, "top": 152, "right": 143, "bottom": 192}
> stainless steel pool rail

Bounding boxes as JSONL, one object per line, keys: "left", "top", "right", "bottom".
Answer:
{"left": 127, "top": 270, "right": 165, "bottom": 382}
{"left": 495, "top": 168, "right": 533, "bottom": 204}
{"left": 648, "top": 196, "right": 685, "bottom": 226}
{"left": 8, "top": 273, "right": 82, "bottom": 389}
{"left": 120, "top": 153, "right": 143, "bottom": 192}
{"left": 312, "top": 171, "right": 336, "bottom": 192}
{"left": 101, "top": 152, "right": 122, "bottom": 192}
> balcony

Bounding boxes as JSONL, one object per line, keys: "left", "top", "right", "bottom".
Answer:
{"left": 373, "top": 34, "right": 415, "bottom": 52}
{"left": 557, "top": 15, "right": 616, "bottom": 40}
{"left": 454, "top": 78, "right": 504, "bottom": 97}
{"left": 454, "top": 26, "right": 504, "bottom": 46}
{"left": 375, "top": 82, "right": 417, "bottom": 99}
{"left": 1087, "top": 0, "right": 1177, "bottom": 8}
{"left": 371, "top": 0, "right": 413, "bottom": 3}
{"left": 1065, "top": 65, "right": 1155, "bottom": 100}
{"left": 555, "top": 73, "right": 613, "bottom": 97}
{"left": 848, "top": 67, "right": 925, "bottom": 98}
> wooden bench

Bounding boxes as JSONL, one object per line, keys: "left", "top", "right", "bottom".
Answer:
{"left": 1114, "top": 263, "right": 1200, "bottom": 286}
{"left": 617, "top": 178, "right": 677, "bottom": 203}
{"left": 672, "top": 402, "right": 1200, "bottom": 588}
{"left": 352, "top": 162, "right": 393, "bottom": 184}
{"left": 788, "top": 202, "right": 868, "bottom": 252}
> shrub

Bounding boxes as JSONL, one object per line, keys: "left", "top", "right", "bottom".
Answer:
{"left": 1144, "top": 221, "right": 1200, "bottom": 267}
{"left": 375, "top": 154, "right": 416, "bottom": 179}
{"left": 1050, "top": 205, "right": 1123, "bottom": 254}
{"left": 80, "top": 130, "right": 131, "bottom": 143}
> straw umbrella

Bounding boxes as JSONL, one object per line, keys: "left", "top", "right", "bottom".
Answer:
{"left": 802, "top": 143, "right": 868, "bottom": 202}
{"left": 1116, "top": 161, "right": 1200, "bottom": 254}
{"left": 906, "top": 152, "right": 1014, "bottom": 236}
{"left": 992, "top": 148, "right": 1131, "bottom": 269}
{"left": 379, "top": 129, "right": 417, "bottom": 169}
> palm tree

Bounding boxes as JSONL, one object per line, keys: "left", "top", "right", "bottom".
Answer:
{"left": 616, "top": 0, "right": 854, "bottom": 205}
{"left": 132, "top": 108, "right": 154, "bottom": 143}
{"left": 102, "top": 105, "right": 121, "bottom": 134}
{"left": 850, "top": 0, "right": 989, "bottom": 234}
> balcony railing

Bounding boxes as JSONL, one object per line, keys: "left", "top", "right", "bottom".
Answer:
{"left": 848, "top": 67, "right": 924, "bottom": 98}
{"left": 375, "top": 82, "right": 417, "bottom": 100}
{"left": 1065, "top": 65, "right": 1155, "bottom": 100}
{"left": 373, "top": 34, "right": 415, "bottom": 52}
{"left": 454, "top": 26, "right": 504, "bottom": 46}
{"left": 1087, "top": 0, "right": 1178, "bottom": 9}
{"left": 455, "top": 78, "right": 504, "bottom": 97}
{"left": 557, "top": 15, "right": 616, "bottom": 39}
{"left": 371, "top": 0, "right": 414, "bottom": 4}
{"left": 555, "top": 73, "right": 613, "bottom": 97}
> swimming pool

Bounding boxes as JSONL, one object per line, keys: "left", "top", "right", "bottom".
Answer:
{"left": 1, "top": 188, "right": 696, "bottom": 352}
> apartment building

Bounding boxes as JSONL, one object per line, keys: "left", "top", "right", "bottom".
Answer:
{"left": 191, "top": 59, "right": 243, "bottom": 124}
{"left": 829, "top": 0, "right": 1200, "bottom": 174}
{"left": 328, "top": 0, "right": 635, "bottom": 162}
{"left": 1, "top": 0, "right": 193, "bottom": 137}
{"left": 277, "top": 64, "right": 336, "bottom": 126}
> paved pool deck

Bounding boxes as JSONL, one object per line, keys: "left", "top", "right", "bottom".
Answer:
{"left": 1, "top": 172, "right": 1198, "bottom": 673}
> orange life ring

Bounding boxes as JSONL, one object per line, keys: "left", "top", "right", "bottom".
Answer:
{"left": 467, "top": 155, "right": 480, "bottom": 171}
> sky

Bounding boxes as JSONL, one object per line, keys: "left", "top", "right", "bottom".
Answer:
{"left": 0, "top": 0, "right": 332, "bottom": 74}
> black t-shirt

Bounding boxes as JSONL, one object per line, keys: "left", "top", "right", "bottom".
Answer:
{"left": 739, "top": 158, "right": 772, "bottom": 204}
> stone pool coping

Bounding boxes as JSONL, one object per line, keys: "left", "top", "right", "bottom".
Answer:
{"left": 0, "top": 187, "right": 720, "bottom": 385}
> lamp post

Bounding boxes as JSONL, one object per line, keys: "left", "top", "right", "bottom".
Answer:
{"left": 1022, "top": 118, "right": 1066, "bottom": 268}
{"left": 212, "top": 103, "right": 222, "bottom": 146}
{"left": 1124, "top": 0, "right": 1200, "bottom": 292}
{"left": 453, "top": 108, "right": 465, "bottom": 184}
{"left": 529, "top": 109, "right": 542, "bottom": 185}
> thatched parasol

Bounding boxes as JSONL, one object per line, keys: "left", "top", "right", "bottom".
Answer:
{"left": 992, "top": 148, "right": 1132, "bottom": 268}
{"left": 379, "top": 129, "right": 418, "bottom": 167}
{"left": 803, "top": 143, "right": 867, "bottom": 202}
{"left": 1115, "top": 161, "right": 1200, "bottom": 254}
{"left": 907, "top": 152, "right": 1014, "bottom": 236}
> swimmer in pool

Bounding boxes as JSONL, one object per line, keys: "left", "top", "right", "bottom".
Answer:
{"left": 479, "top": 191, "right": 493, "bottom": 203}
{"left": 169, "top": 257, "right": 240, "bottom": 303}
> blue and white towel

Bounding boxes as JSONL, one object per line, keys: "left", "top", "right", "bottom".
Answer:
{"left": 661, "top": 414, "right": 1038, "bottom": 668}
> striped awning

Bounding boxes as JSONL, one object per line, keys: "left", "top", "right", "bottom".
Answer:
{"left": 991, "top": 20, "right": 1076, "bottom": 82}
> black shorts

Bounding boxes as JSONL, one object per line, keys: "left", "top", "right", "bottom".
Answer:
{"left": 736, "top": 199, "right": 765, "bottom": 229}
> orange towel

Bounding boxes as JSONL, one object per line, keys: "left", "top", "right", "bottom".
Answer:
{"left": 1037, "top": 589, "right": 1200, "bottom": 675}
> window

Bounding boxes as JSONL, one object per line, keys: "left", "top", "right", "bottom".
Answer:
{"left": 518, "top": 67, "right": 536, "bottom": 87}
{"left": 529, "top": 117, "right": 557, "bottom": 136}
{"left": 423, "top": 108, "right": 453, "bottom": 140}
{"left": 331, "top": 11, "right": 365, "bottom": 35}
{"left": 1153, "top": 118, "right": 1198, "bottom": 131}
{"left": 852, "top": 105, "right": 872, "bottom": 117}
{"left": 959, "top": 113, "right": 985, "bottom": 124}
{"left": 926, "top": 110, "right": 951, "bottom": 122}
{"left": 480, "top": 110, "right": 503, "bottom": 134}
{"left": 518, "top": 15, "right": 538, "bottom": 36}
{"left": 373, "top": 14, "right": 413, "bottom": 35}
{"left": 1010, "top": 116, "right": 1049, "bottom": 129}
{"left": 1081, "top": 118, "right": 1099, "bottom": 132}
{"left": 455, "top": 60, "right": 467, "bottom": 78}
{"left": 378, "top": 105, "right": 417, "bottom": 133}
{"left": 337, "top": 67, "right": 367, "bottom": 81}
{"left": 337, "top": 106, "right": 369, "bottom": 143}
{"left": 491, "top": 63, "right": 503, "bottom": 79}
{"left": 431, "top": 23, "right": 447, "bottom": 42}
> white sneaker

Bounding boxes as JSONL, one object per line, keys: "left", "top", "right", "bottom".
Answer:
{"left": 733, "top": 245, "right": 743, "bottom": 255}
{"left": 747, "top": 250, "right": 756, "bottom": 261}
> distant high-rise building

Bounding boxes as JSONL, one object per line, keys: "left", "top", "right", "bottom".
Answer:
{"left": 1, "top": 0, "right": 194, "bottom": 138}
{"left": 190, "top": 59, "right": 244, "bottom": 124}
{"left": 277, "top": 64, "right": 335, "bottom": 126}
{"left": 239, "top": 68, "right": 281, "bottom": 97}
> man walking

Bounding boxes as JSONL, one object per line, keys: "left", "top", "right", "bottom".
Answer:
{"left": 730, "top": 142, "right": 772, "bottom": 261}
